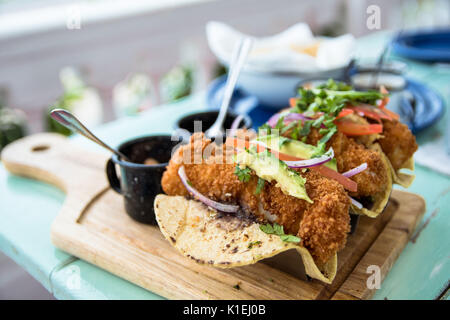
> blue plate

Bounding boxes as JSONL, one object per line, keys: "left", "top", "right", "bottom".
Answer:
{"left": 207, "top": 75, "right": 445, "bottom": 134}
{"left": 392, "top": 29, "right": 450, "bottom": 62}
{"left": 398, "top": 79, "right": 445, "bottom": 133}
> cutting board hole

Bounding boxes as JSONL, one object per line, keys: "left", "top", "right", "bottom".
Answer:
{"left": 31, "top": 145, "right": 50, "bottom": 152}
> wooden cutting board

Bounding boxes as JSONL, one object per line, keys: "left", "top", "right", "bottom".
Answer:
{"left": 1, "top": 133, "right": 426, "bottom": 300}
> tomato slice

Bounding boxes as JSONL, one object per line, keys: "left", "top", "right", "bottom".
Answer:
{"left": 376, "top": 86, "right": 400, "bottom": 120}
{"left": 351, "top": 105, "right": 385, "bottom": 122}
{"left": 336, "top": 120, "right": 383, "bottom": 136}
{"left": 380, "top": 107, "right": 400, "bottom": 121}
{"left": 336, "top": 108, "right": 354, "bottom": 119}
{"left": 226, "top": 138, "right": 358, "bottom": 192}
{"left": 311, "top": 165, "right": 357, "bottom": 192}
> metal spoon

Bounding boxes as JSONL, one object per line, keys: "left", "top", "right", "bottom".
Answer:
{"left": 50, "top": 108, "right": 131, "bottom": 162}
{"left": 205, "top": 37, "right": 253, "bottom": 139}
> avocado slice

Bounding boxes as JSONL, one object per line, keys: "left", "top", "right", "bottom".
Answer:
{"left": 235, "top": 149, "right": 312, "bottom": 203}
{"left": 257, "top": 135, "right": 337, "bottom": 171}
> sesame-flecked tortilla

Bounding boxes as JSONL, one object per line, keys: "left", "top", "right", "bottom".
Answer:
{"left": 351, "top": 143, "right": 393, "bottom": 218}
{"left": 154, "top": 194, "right": 337, "bottom": 284}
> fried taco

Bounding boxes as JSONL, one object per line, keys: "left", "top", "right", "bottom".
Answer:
{"left": 265, "top": 79, "right": 418, "bottom": 217}
{"left": 154, "top": 79, "right": 417, "bottom": 283}
{"left": 156, "top": 130, "right": 356, "bottom": 283}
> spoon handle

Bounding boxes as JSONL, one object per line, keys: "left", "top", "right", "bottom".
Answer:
{"left": 50, "top": 109, "right": 131, "bottom": 162}
{"left": 207, "top": 37, "right": 253, "bottom": 137}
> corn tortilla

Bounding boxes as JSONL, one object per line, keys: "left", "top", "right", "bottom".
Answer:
{"left": 154, "top": 194, "right": 337, "bottom": 284}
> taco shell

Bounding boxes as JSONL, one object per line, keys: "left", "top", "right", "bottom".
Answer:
{"left": 389, "top": 156, "right": 415, "bottom": 188}
{"left": 154, "top": 194, "right": 337, "bottom": 284}
{"left": 350, "top": 143, "right": 393, "bottom": 218}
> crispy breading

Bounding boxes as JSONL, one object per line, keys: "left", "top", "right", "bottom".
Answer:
{"left": 378, "top": 120, "right": 418, "bottom": 171}
{"left": 303, "top": 129, "right": 389, "bottom": 198}
{"left": 161, "top": 133, "right": 350, "bottom": 264}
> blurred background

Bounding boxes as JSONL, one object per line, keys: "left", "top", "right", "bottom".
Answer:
{"left": 0, "top": 0, "right": 449, "bottom": 299}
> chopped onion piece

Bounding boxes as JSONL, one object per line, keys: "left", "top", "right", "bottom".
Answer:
{"left": 283, "top": 148, "right": 335, "bottom": 169}
{"left": 178, "top": 166, "right": 239, "bottom": 213}
{"left": 349, "top": 196, "right": 363, "bottom": 209}
{"left": 342, "top": 163, "right": 368, "bottom": 177}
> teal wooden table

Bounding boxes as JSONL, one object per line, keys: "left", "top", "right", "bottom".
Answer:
{"left": 0, "top": 32, "right": 449, "bottom": 300}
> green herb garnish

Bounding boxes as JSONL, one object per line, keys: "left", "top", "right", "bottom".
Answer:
{"left": 299, "top": 120, "right": 312, "bottom": 136}
{"left": 254, "top": 177, "right": 265, "bottom": 195}
{"left": 280, "top": 235, "right": 301, "bottom": 243}
{"left": 275, "top": 116, "right": 285, "bottom": 131}
{"left": 288, "top": 79, "right": 386, "bottom": 150}
{"left": 258, "top": 123, "right": 272, "bottom": 135}
{"left": 234, "top": 165, "right": 252, "bottom": 182}
{"left": 259, "top": 223, "right": 301, "bottom": 243}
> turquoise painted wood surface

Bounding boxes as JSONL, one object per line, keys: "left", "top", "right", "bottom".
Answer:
{"left": 0, "top": 32, "right": 449, "bottom": 300}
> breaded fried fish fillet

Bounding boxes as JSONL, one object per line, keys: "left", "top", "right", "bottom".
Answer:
{"left": 162, "top": 133, "right": 350, "bottom": 264}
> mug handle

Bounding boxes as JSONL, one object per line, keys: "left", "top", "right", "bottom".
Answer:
{"left": 106, "top": 159, "right": 122, "bottom": 194}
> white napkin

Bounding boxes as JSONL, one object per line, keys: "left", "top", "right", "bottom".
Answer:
{"left": 206, "top": 21, "right": 355, "bottom": 73}
{"left": 415, "top": 138, "right": 450, "bottom": 177}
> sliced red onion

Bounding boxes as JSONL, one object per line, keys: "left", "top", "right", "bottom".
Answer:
{"left": 284, "top": 113, "right": 313, "bottom": 122}
{"left": 342, "top": 163, "right": 368, "bottom": 177}
{"left": 349, "top": 196, "right": 363, "bottom": 209}
{"left": 267, "top": 112, "right": 312, "bottom": 128}
{"left": 178, "top": 166, "right": 239, "bottom": 213}
{"left": 283, "top": 148, "right": 334, "bottom": 169}
{"left": 267, "top": 113, "right": 282, "bottom": 127}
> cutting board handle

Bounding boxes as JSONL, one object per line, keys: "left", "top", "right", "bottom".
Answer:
{"left": 1, "top": 133, "right": 110, "bottom": 221}
{"left": 2, "top": 133, "right": 108, "bottom": 190}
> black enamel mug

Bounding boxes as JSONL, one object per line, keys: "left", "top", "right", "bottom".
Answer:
{"left": 106, "top": 135, "right": 179, "bottom": 224}
{"left": 175, "top": 110, "right": 252, "bottom": 139}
